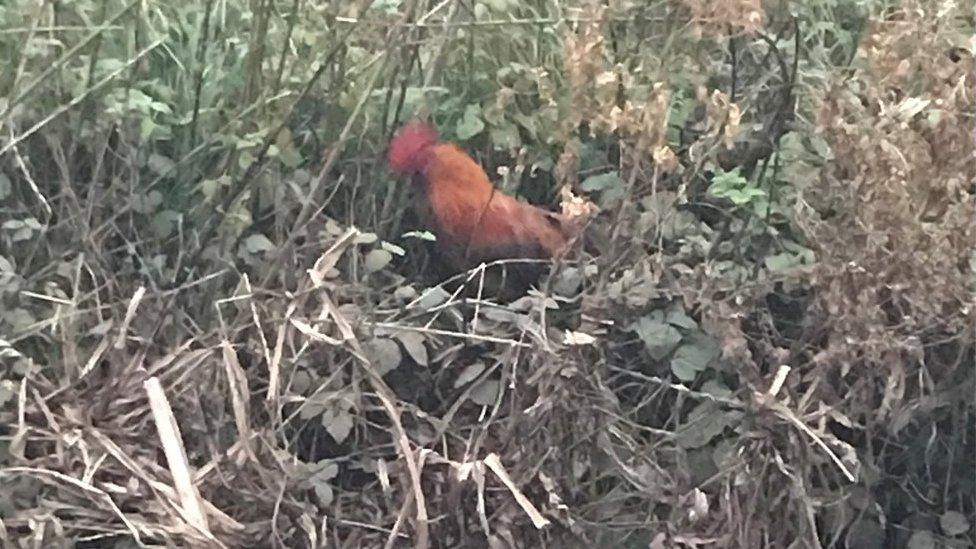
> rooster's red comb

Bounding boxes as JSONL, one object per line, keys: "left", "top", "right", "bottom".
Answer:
{"left": 387, "top": 120, "right": 438, "bottom": 175}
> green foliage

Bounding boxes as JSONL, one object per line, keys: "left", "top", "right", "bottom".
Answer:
{"left": 580, "top": 171, "right": 625, "bottom": 207}
{"left": 455, "top": 103, "right": 486, "bottom": 140}
{"left": 708, "top": 167, "right": 766, "bottom": 207}
{"left": 299, "top": 459, "right": 339, "bottom": 506}
{"left": 631, "top": 306, "right": 722, "bottom": 382}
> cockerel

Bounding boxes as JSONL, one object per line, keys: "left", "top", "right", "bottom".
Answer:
{"left": 387, "top": 119, "right": 572, "bottom": 296}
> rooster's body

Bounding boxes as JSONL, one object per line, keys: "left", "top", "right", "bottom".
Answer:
{"left": 387, "top": 120, "right": 570, "bottom": 294}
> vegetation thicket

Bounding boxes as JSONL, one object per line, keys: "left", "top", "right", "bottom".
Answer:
{"left": 0, "top": 0, "right": 972, "bottom": 547}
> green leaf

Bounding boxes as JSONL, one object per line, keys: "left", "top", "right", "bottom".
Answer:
{"left": 393, "top": 331, "right": 428, "bottom": 366}
{"left": 666, "top": 91, "right": 694, "bottom": 146}
{"left": 312, "top": 480, "right": 334, "bottom": 506}
{"left": 147, "top": 153, "right": 175, "bottom": 176}
{"left": 323, "top": 408, "right": 354, "bottom": 444}
{"left": 940, "top": 511, "right": 970, "bottom": 536}
{"left": 845, "top": 520, "right": 885, "bottom": 549}
{"left": 365, "top": 337, "right": 402, "bottom": 375}
{"left": 454, "top": 362, "right": 486, "bottom": 388}
{"left": 481, "top": 307, "right": 521, "bottom": 324}
{"left": 402, "top": 230, "right": 436, "bottom": 241}
{"left": 307, "top": 460, "right": 339, "bottom": 481}
{"left": 131, "top": 190, "right": 163, "bottom": 214}
{"left": 473, "top": 3, "right": 489, "bottom": 20}
{"left": 238, "top": 151, "right": 255, "bottom": 170}
{"left": 673, "top": 401, "right": 744, "bottom": 449}
{"left": 149, "top": 101, "right": 171, "bottom": 114}
{"left": 470, "top": 379, "right": 501, "bottom": 406}
{"left": 906, "top": 531, "right": 935, "bottom": 549}
{"left": 552, "top": 267, "right": 583, "bottom": 296}
{"left": 456, "top": 104, "right": 485, "bottom": 140}
{"left": 125, "top": 89, "right": 154, "bottom": 112}
{"left": 577, "top": 141, "right": 606, "bottom": 172}
{"left": 708, "top": 167, "right": 766, "bottom": 206}
{"left": 291, "top": 370, "right": 312, "bottom": 395}
{"left": 95, "top": 58, "right": 126, "bottom": 76}
{"left": 394, "top": 286, "right": 417, "bottom": 301}
{"left": 700, "top": 379, "right": 735, "bottom": 400}
{"left": 660, "top": 210, "right": 698, "bottom": 241}
{"left": 199, "top": 175, "right": 230, "bottom": 202}
{"left": 631, "top": 312, "right": 682, "bottom": 360}
{"left": 710, "top": 168, "right": 748, "bottom": 190}
{"left": 12, "top": 228, "right": 32, "bottom": 242}
{"left": 140, "top": 117, "right": 156, "bottom": 141}
{"left": 724, "top": 187, "right": 766, "bottom": 205}
{"left": 369, "top": 0, "right": 402, "bottom": 14}
{"left": 383, "top": 86, "right": 449, "bottom": 117}
{"left": 490, "top": 123, "right": 520, "bottom": 149}
{"left": 245, "top": 233, "right": 276, "bottom": 254}
{"left": 808, "top": 134, "right": 832, "bottom": 160}
{"left": 299, "top": 393, "right": 330, "bottom": 420}
{"left": 415, "top": 286, "right": 450, "bottom": 310}
{"left": 485, "top": 0, "right": 511, "bottom": 12}
{"left": 765, "top": 252, "right": 799, "bottom": 273}
{"left": 364, "top": 249, "right": 392, "bottom": 272}
{"left": 666, "top": 307, "right": 698, "bottom": 330}
{"left": 381, "top": 241, "right": 406, "bottom": 256}
{"left": 3, "top": 308, "right": 35, "bottom": 332}
{"left": 151, "top": 211, "right": 180, "bottom": 239}
{"left": 354, "top": 232, "right": 378, "bottom": 245}
{"left": 274, "top": 128, "right": 303, "bottom": 168}
{"left": 580, "top": 171, "right": 622, "bottom": 192}
{"left": 670, "top": 333, "right": 720, "bottom": 381}
{"left": 0, "top": 380, "right": 16, "bottom": 407}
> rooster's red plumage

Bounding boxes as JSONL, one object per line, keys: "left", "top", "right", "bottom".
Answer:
{"left": 387, "top": 120, "right": 570, "bottom": 292}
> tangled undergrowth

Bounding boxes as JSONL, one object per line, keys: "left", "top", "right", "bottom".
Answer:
{"left": 0, "top": 0, "right": 973, "bottom": 548}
